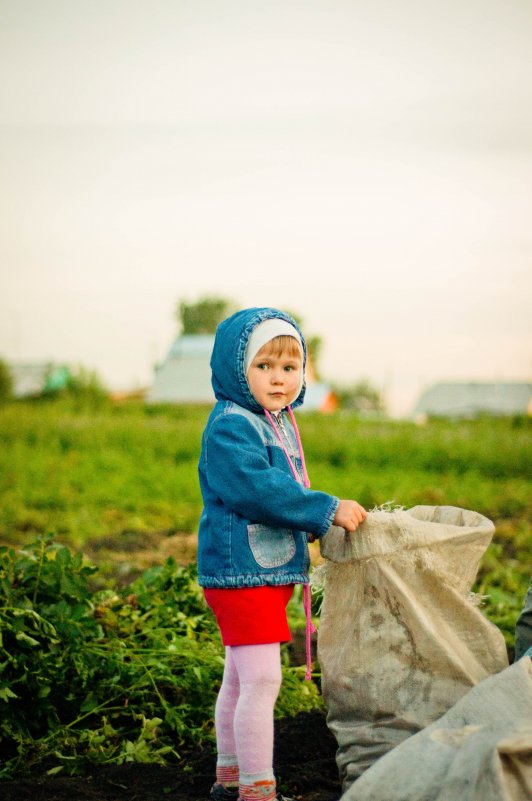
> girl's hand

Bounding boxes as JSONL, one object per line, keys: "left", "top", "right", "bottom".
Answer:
{"left": 333, "top": 499, "right": 367, "bottom": 532}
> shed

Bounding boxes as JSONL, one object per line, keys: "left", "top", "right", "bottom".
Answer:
{"left": 412, "top": 381, "right": 532, "bottom": 420}
{"left": 8, "top": 363, "right": 71, "bottom": 398}
{"left": 300, "top": 382, "right": 339, "bottom": 413}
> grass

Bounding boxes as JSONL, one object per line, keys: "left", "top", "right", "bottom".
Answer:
{"left": 0, "top": 401, "right": 210, "bottom": 548}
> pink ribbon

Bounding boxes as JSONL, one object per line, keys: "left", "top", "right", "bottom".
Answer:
{"left": 263, "top": 406, "right": 315, "bottom": 680}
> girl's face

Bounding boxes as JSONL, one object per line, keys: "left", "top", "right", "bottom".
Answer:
{"left": 247, "top": 342, "right": 303, "bottom": 412}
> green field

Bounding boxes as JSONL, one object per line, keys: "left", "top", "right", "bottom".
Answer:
{"left": 0, "top": 399, "right": 530, "bottom": 645}
{"left": 0, "top": 399, "right": 530, "bottom": 776}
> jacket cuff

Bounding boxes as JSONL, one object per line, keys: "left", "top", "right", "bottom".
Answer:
{"left": 317, "top": 496, "right": 339, "bottom": 537}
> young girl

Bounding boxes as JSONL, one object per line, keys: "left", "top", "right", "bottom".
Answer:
{"left": 197, "top": 307, "right": 366, "bottom": 801}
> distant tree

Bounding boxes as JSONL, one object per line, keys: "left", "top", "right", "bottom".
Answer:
{"left": 178, "top": 296, "right": 237, "bottom": 335}
{"left": 305, "top": 335, "right": 323, "bottom": 378}
{"left": 0, "top": 359, "right": 13, "bottom": 403}
{"left": 42, "top": 365, "right": 109, "bottom": 408}
{"left": 284, "top": 310, "right": 323, "bottom": 379}
{"left": 333, "top": 379, "right": 386, "bottom": 414}
{"left": 66, "top": 366, "right": 108, "bottom": 403}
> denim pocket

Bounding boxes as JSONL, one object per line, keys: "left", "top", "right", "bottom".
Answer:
{"left": 247, "top": 524, "right": 296, "bottom": 568}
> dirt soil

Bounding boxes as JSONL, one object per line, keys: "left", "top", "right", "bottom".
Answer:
{"left": 0, "top": 711, "right": 342, "bottom": 801}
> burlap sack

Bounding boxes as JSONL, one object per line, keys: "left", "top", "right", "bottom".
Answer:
{"left": 317, "top": 505, "right": 509, "bottom": 791}
{"left": 341, "top": 656, "right": 532, "bottom": 801}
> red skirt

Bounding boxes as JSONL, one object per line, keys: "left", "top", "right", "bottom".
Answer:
{"left": 204, "top": 584, "right": 295, "bottom": 646}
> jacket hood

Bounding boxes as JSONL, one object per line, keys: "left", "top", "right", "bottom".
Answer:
{"left": 210, "top": 307, "right": 307, "bottom": 413}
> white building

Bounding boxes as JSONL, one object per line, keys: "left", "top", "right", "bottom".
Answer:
{"left": 413, "top": 382, "right": 532, "bottom": 420}
{"left": 146, "top": 335, "right": 215, "bottom": 404}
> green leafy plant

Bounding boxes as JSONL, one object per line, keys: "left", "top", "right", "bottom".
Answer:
{"left": 0, "top": 536, "right": 322, "bottom": 778}
{"left": 0, "top": 359, "right": 13, "bottom": 403}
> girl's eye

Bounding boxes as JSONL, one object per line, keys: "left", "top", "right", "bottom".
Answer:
{"left": 257, "top": 363, "right": 269, "bottom": 370}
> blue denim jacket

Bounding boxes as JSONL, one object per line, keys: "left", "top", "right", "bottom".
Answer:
{"left": 197, "top": 307, "right": 339, "bottom": 588}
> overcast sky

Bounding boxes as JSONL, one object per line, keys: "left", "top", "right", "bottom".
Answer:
{"left": 1, "top": 0, "right": 531, "bottom": 415}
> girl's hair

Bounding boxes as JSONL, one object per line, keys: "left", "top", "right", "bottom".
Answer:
{"left": 256, "top": 335, "right": 303, "bottom": 360}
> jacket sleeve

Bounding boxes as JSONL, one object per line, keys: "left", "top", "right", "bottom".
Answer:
{"left": 203, "top": 412, "right": 339, "bottom": 537}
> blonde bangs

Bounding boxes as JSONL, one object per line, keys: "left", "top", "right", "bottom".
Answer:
{"left": 257, "top": 335, "right": 303, "bottom": 360}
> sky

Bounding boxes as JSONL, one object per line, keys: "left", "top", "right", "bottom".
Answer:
{"left": 1, "top": 0, "right": 531, "bottom": 416}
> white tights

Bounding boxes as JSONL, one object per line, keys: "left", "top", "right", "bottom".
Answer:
{"left": 215, "top": 642, "right": 282, "bottom": 775}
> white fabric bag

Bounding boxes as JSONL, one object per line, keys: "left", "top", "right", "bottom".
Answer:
{"left": 341, "top": 656, "right": 532, "bottom": 801}
{"left": 318, "top": 505, "right": 509, "bottom": 791}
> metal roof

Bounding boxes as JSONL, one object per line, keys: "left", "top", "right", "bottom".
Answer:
{"left": 167, "top": 335, "right": 215, "bottom": 359}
